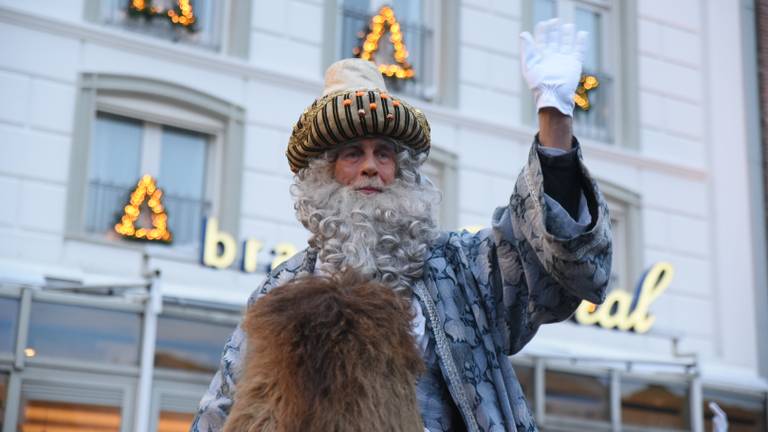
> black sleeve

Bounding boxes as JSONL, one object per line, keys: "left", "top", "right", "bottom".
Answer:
{"left": 536, "top": 136, "right": 583, "bottom": 220}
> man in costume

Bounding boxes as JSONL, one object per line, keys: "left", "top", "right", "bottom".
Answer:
{"left": 192, "top": 19, "right": 611, "bottom": 431}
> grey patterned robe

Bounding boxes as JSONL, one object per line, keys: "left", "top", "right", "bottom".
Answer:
{"left": 191, "top": 141, "right": 612, "bottom": 431}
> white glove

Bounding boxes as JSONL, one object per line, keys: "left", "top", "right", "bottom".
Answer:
{"left": 709, "top": 402, "right": 729, "bottom": 432}
{"left": 519, "top": 18, "right": 587, "bottom": 117}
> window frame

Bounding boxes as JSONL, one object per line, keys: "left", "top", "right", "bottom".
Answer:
{"left": 83, "top": 0, "right": 253, "bottom": 58}
{"left": 701, "top": 385, "right": 768, "bottom": 432}
{"left": 324, "top": 0, "right": 459, "bottom": 106}
{"left": 90, "top": 106, "right": 221, "bottom": 248}
{"left": 619, "top": 373, "right": 694, "bottom": 432}
{"left": 11, "top": 369, "right": 137, "bottom": 432}
{"left": 512, "top": 357, "right": 718, "bottom": 432}
{"left": 25, "top": 290, "right": 144, "bottom": 375}
{"left": 152, "top": 308, "right": 238, "bottom": 375}
{"left": 420, "top": 146, "right": 459, "bottom": 230}
{"left": 66, "top": 74, "right": 245, "bottom": 258}
{"left": 541, "top": 362, "right": 615, "bottom": 431}
{"left": 522, "top": 0, "right": 639, "bottom": 149}
{"left": 149, "top": 379, "right": 207, "bottom": 431}
{"left": 598, "top": 180, "right": 643, "bottom": 293}
{"left": 0, "top": 283, "right": 245, "bottom": 429}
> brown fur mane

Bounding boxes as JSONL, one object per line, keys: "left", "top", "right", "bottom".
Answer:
{"left": 223, "top": 272, "right": 425, "bottom": 432}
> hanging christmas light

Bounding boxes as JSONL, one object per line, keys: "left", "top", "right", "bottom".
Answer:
{"left": 167, "top": 0, "right": 197, "bottom": 30}
{"left": 574, "top": 73, "right": 600, "bottom": 110}
{"left": 127, "top": 0, "right": 161, "bottom": 20}
{"left": 126, "top": 0, "right": 197, "bottom": 32}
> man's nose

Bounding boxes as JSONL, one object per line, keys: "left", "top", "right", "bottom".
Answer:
{"left": 360, "top": 152, "right": 378, "bottom": 177}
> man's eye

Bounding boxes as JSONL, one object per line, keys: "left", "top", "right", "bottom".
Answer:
{"left": 340, "top": 150, "right": 361, "bottom": 159}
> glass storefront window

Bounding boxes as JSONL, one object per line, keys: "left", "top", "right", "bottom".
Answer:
{"left": 155, "top": 316, "right": 233, "bottom": 373}
{"left": 158, "top": 410, "right": 195, "bottom": 432}
{"left": 545, "top": 370, "right": 611, "bottom": 422}
{"left": 27, "top": 301, "right": 141, "bottom": 365}
{"left": 0, "top": 298, "right": 19, "bottom": 354}
{"left": 704, "top": 389, "right": 767, "bottom": 432}
{"left": 18, "top": 400, "right": 121, "bottom": 431}
{"left": 514, "top": 364, "right": 535, "bottom": 404}
{"left": 0, "top": 373, "right": 7, "bottom": 427}
{"left": 621, "top": 379, "right": 690, "bottom": 430}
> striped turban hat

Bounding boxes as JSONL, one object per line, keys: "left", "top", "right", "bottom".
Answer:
{"left": 287, "top": 58, "right": 431, "bottom": 174}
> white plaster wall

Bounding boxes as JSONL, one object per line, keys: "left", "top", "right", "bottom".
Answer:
{"left": 633, "top": 0, "right": 715, "bottom": 366}
{"left": 249, "top": 0, "right": 325, "bottom": 79}
{"left": 0, "top": 0, "right": 762, "bottom": 379}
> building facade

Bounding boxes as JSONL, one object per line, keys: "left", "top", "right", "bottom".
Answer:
{"left": 0, "top": 0, "right": 766, "bottom": 430}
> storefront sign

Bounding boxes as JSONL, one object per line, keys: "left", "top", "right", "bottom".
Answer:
{"left": 201, "top": 218, "right": 673, "bottom": 333}
{"left": 573, "top": 262, "right": 674, "bottom": 334}
{"left": 201, "top": 218, "right": 298, "bottom": 273}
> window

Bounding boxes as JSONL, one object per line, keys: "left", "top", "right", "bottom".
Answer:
{"left": 154, "top": 315, "right": 234, "bottom": 374}
{"left": 150, "top": 305, "right": 239, "bottom": 430}
{"left": 0, "top": 373, "right": 6, "bottom": 426}
{"left": 513, "top": 363, "right": 535, "bottom": 403}
{"left": 703, "top": 389, "right": 767, "bottom": 432}
{"left": 85, "top": 113, "right": 212, "bottom": 246}
{"left": 26, "top": 301, "right": 141, "bottom": 365}
{"left": 84, "top": 0, "right": 252, "bottom": 56}
{"left": 0, "top": 298, "right": 18, "bottom": 354}
{"left": 621, "top": 380, "right": 690, "bottom": 431}
{"left": 157, "top": 410, "right": 195, "bottom": 432}
{"left": 338, "top": 0, "right": 445, "bottom": 102}
{"left": 527, "top": 0, "right": 636, "bottom": 145}
{"left": 545, "top": 370, "right": 611, "bottom": 427}
{"left": 420, "top": 148, "right": 458, "bottom": 230}
{"left": 507, "top": 358, "right": 768, "bottom": 430}
{"left": 600, "top": 182, "right": 642, "bottom": 293}
{"left": 18, "top": 400, "right": 122, "bottom": 431}
{"left": 149, "top": 383, "right": 206, "bottom": 432}
{"left": 17, "top": 379, "right": 130, "bottom": 431}
{"left": 606, "top": 196, "right": 629, "bottom": 291}
{"left": 67, "top": 74, "right": 245, "bottom": 253}
{"left": 100, "top": 0, "right": 224, "bottom": 49}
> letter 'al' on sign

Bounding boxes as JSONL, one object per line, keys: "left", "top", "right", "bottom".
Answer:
{"left": 574, "top": 262, "right": 674, "bottom": 333}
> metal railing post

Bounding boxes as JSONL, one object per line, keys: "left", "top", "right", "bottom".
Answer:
{"left": 134, "top": 270, "right": 162, "bottom": 432}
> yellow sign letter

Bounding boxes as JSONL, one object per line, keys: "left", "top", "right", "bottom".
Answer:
{"left": 202, "top": 218, "right": 236, "bottom": 269}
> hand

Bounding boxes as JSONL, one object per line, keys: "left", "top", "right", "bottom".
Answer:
{"left": 709, "top": 402, "right": 729, "bottom": 432}
{"left": 519, "top": 18, "right": 587, "bottom": 117}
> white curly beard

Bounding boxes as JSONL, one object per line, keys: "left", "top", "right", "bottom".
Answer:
{"left": 291, "top": 155, "right": 441, "bottom": 294}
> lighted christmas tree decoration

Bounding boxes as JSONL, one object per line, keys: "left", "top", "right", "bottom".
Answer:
{"left": 167, "top": 0, "right": 196, "bottom": 30}
{"left": 128, "top": 0, "right": 162, "bottom": 20}
{"left": 114, "top": 175, "right": 172, "bottom": 243}
{"left": 126, "top": 0, "right": 197, "bottom": 32}
{"left": 574, "top": 74, "right": 599, "bottom": 111}
{"left": 354, "top": 6, "right": 415, "bottom": 79}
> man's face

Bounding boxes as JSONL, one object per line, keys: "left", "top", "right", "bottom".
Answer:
{"left": 333, "top": 137, "right": 397, "bottom": 194}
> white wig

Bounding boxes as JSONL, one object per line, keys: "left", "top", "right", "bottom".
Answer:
{"left": 290, "top": 149, "right": 441, "bottom": 294}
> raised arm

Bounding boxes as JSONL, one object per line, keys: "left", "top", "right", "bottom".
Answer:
{"left": 471, "top": 19, "right": 611, "bottom": 354}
